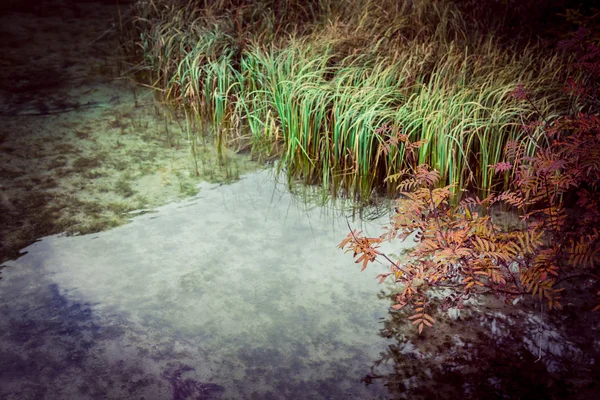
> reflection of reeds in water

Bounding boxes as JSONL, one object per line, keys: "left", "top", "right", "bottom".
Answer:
{"left": 122, "top": 0, "right": 579, "bottom": 201}
{"left": 370, "top": 291, "right": 569, "bottom": 399}
{"left": 175, "top": 106, "right": 240, "bottom": 182}
{"left": 285, "top": 169, "right": 393, "bottom": 222}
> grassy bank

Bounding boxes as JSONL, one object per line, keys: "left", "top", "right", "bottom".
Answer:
{"left": 121, "top": 0, "right": 583, "bottom": 201}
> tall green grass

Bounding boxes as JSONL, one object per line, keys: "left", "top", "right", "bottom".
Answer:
{"left": 121, "top": 0, "right": 576, "bottom": 200}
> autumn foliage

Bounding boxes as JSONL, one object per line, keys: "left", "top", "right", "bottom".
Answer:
{"left": 339, "top": 31, "right": 600, "bottom": 332}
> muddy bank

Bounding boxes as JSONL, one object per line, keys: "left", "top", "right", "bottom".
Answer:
{"left": 0, "top": 0, "right": 258, "bottom": 264}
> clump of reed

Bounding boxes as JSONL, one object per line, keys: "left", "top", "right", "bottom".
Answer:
{"left": 121, "top": 0, "right": 580, "bottom": 200}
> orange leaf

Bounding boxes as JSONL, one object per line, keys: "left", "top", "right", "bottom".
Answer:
{"left": 375, "top": 273, "right": 391, "bottom": 284}
{"left": 422, "top": 313, "right": 435, "bottom": 323}
{"left": 361, "top": 258, "right": 369, "bottom": 271}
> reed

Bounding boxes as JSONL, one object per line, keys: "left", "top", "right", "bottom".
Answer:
{"left": 122, "top": 0, "right": 578, "bottom": 200}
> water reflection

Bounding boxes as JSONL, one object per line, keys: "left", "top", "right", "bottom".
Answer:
{"left": 364, "top": 290, "right": 597, "bottom": 400}
{"left": 0, "top": 168, "right": 405, "bottom": 399}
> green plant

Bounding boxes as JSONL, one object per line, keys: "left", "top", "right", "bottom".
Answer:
{"left": 114, "top": 174, "right": 136, "bottom": 198}
{"left": 122, "top": 0, "right": 576, "bottom": 200}
{"left": 339, "top": 107, "right": 600, "bottom": 331}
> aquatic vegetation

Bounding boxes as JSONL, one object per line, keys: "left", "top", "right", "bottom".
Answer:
{"left": 341, "top": 120, "right": 600, "bottom": 331}
{"left": 340, "top": 33, "right": 600, "bottom": 331}
{"left": 122, "top": 0, "right": 582, "bottom": 201}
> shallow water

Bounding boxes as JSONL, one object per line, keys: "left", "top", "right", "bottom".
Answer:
{"left": 0, "top": 168, "right": 408, "bottom": 400}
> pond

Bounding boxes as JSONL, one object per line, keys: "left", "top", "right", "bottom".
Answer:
{"left": 0, "top": 168, "right": 407, "bottom": 400}
{"left": 1, "top": 1, "right": 597, "bottom": 398}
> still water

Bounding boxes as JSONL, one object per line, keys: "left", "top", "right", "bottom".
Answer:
{"left": 0, "top": 168, "right": 407, "bottom": 399}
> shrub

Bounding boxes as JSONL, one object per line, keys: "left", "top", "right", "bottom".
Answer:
{"left": 340, "top": 67, "right": 600, "bottom": 331}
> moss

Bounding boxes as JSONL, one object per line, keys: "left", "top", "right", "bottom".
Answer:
{"left": 110, "top": 158, "right": 129, "bottom": 171}
{"left": 70, "top": 217, "right": 124, "bottom": 235}
{"left": 114, "top": 175, "right": 136, "bottom": 198}
{"left": 40, "top": 178, "right": 58, "bottom": 189}
{"left": 83, "top": 169, "right": 105, "bottom": 179}
{"left": 179, "top": 181, "right": 199, "bottom": 197}
{"left": 49, "top": 155, "right": 69, "bottom": 169}
{"left": 105, "top": 201, "right": 130, "bottom": 214}
{"left": 72, "top": 153, "right": 108, "bottom": 171}
{"left": 75, "top": 130, "right": 90, "bottom": 139}
{"left": 79, "top": 200, "right": 104, "bottom": 214}
{"left": 52, "top": 143, "right": 77, "bottom": 154}
{"left": 132, "top": 195, "right": 149, "bottom": 209}
{"left": 0, "top": 168, "right": 23, "bottom": 179}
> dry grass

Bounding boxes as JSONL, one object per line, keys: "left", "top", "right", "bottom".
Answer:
{"left": 121, "top": 0, "right": 580, "bottom": 200}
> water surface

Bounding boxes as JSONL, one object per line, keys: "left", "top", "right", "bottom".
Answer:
{"left": 0, "top": 169, "right": 406, "bottom": 399}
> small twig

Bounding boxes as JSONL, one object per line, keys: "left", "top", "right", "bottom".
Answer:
{"left": 345, "top": 220, "right": 401, "bottom": 269}
{"left": 90, "top": 23, "right": 117, "bottom": 45}
{"left": 535, "top": 302, "right": 544, "bottom": 363}
{"left": 554, "top": 272, "right": 600, "bottom": 286}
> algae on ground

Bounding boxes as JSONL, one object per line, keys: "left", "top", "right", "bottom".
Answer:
{"left": 0, "top": 0, "right": 259, "bottom": 264}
